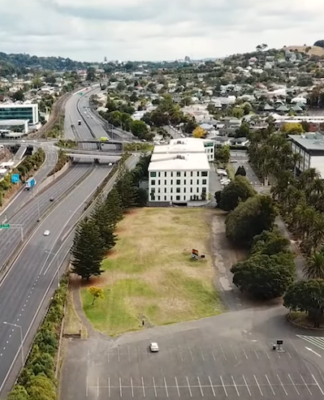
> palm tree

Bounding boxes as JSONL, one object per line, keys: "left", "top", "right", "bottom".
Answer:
{"left": 304, "top": 252, "right": 324, "bottom": 279}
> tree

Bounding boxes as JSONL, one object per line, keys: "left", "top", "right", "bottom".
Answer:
{"left": 12, "top": 89, "right": 24, "bottom": 101}
{"left": 130, "top": 120, "right": 149, "bottom": 139}
{"left": 225, "top": 195, "right": 277, "bottom": 245}
{"left": 284, "top": 279, "right": 324, "bottom": 327}
{"left": 280, "top": 122, "right": 304, "bottom": 135}
{"left": 250, "top": 229, "right": 291, "bottom": 256}
{"left": 104, "top": 187, "right": 123, "bottom": 227}
{"left": 90, "top": 195, "right": 117, "bottom": 252}
{"left": 231, "top": 253, "right": 294, "bottom": 300}
{"left": 88, "top": 286, "right": 104, "bottom": 305}
{"left": 27, "top": 374, "right": 56, "bottom": 400}
{"left": 86, "top": 67, "right": 96, "bottom": 81}
{"left": 193, "top": 126, "right": 206, "bottom": 138}
{"left": 219, "top": 175, "right": 255, "bottom": 211}
{"left": 304, "top": 251, "right": 324, "bottom": 279}
{"left": 71, "top": 219, "right": 105, "bottom": 280}
{"left": 232, "top": 107, "right": 244, "bottom": 119}
{"left": 235, "top": 166, "right": 247, "bottom": 177}
{"left": 215, "top": 145, "right": 230, "bottom": 164}
{"left": 235, "top": 121, "right": 250, "bottom": 137}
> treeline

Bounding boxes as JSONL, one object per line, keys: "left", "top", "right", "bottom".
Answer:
{"left": 220, "top": 125, "right": 324, "bottom": 327}
{"left": 8, "top": 277, "right": 69, "bottom": 400}
{"left": 48, "top": 150, "right": 69, "bottom": 176}
{"left": 71, "top": 155, "right": 150, "bottom": 280}
{"left": 0, "top": 148, "right": 45, "bottom": 206}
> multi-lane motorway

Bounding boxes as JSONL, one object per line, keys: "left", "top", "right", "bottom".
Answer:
{"left": 0, "top": 86, "right": 122, "bottom": 396}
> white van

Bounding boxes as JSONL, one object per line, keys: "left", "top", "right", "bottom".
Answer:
{"left": 216, "top": 169, "right": 228, "bottom": 177}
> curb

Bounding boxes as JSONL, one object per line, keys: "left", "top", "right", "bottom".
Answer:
{"left": 286, "top": 313, "right": 324, "bottom": 331}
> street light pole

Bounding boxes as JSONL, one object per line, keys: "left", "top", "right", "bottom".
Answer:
{"left": 3, "top": 322, "right": 24, "bottom": 367}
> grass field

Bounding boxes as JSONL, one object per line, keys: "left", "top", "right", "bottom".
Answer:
{"left": 81, "top": 208, "right": 224, "bottom": 336}
{"left": 287, "top": 45, "right": 324, "bottom": 57}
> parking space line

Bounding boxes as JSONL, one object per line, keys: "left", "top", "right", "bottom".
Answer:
{"left": 86, "top": 376, "right": 88, "bottom": 397}
{"left": 220, "top": 375, "right": 228, "bottom": 397}
{"left": 186, "top": 376, "right": 192, "bottom": 397}
{"left": 142, "top": 377, "right": 145, "bottom": 397}
{"left": 242, "top": 375, "right": 251, "bottom": 396}
{"left": 108, "top": 377, "right": 110, "bottom": 397}
{"left": 119, "top": 377, "right": 122, "bottom": 398}
{"left": 208, "top": 376, "right": 216, "bottom": 397}
{"left": 131, "top": 377, "right": 134, "bottom": 397}
{"left": 200, "top": 347, "right": 205, "bottom": 361}
{"left": 300, "top": 374, "right": 312, "bottom": 395}
{"left": 312, "top": 374, "right": 324, "bottom": 395}
{"left": 253, "top": 349, "right": 259, "bottom": 359}
{"left": 220, "top": 344, "right": 227, "bottom": 360}
{"left": 277, "top": 374, "right": 288, "bottom": 395}
{"left": 287, "top": 351, "right": 292, "bottom": 359}
{"left": 242, "top": 348, "right": 248, "bottom": 359}
{"left": 232, "top": 348, "right": 238, "bottom": 360}
{"left": 97, "top": 377, "right": 99, "bottom": 398}
{"left": 265, "top": 374, "right": 275, "bottom": 395}
{"left": 178, "top": 345, "right": 183, "bottom": 361}
{"left": 164, "top": 377, "right": 169, "bottom": 397}
{"left": 197, "top": 376, "right": 204, "bottom": 397}
{"left": 288, "top": 374, "right": 300, "bottom": 395}
{"left": 175, "top": 377, "right": 180, "bottom": 397}
{"left": 232, "top": 376, "right": 239, "bottom": 396}
{"left": 152, "top": 377, "right": 157, "bottom": 397}
{"left": 254, "top": 375, "right": 263, "bottom": 396}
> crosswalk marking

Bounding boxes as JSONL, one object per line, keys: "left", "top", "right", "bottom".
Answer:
{"left": 297, "top": 335, "right": 324, "bottom": 351}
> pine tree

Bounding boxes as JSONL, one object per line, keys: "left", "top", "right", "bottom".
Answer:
{"left": 90, "top": 195, "right": 117, "bottom": 252}
{"left": 105, "top": 187, "right": 123, "bottom": 227}
{"left": 71, "top": 219, "right": 105, "bottom": 280}
{"left": 115, "top": 171, "right": 137, "bottom": 210}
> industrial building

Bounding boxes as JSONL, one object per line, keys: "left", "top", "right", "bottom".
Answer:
{"left": 0, "top": 103, "right": 39, "bottom": 125}
{"left": 148, "top": 138, "right": 210, "bottom": 206}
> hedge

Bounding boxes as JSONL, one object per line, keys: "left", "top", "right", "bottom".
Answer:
{"left": 48, "top": 150, "right": 69, "bottom": 177}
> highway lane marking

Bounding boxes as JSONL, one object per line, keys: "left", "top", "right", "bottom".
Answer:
{"left": 306, "top": 346, "right": 322, "bottom": 357}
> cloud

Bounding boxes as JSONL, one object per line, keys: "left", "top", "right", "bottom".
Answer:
{"left": 0, "top": 0, "right": 323, "bottom": 61}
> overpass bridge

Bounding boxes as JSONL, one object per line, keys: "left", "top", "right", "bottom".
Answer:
{"left": 66, "top": 153, "right": 122, "bottom": 163}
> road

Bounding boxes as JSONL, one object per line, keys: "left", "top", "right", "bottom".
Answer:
{"left": 230, "top": 150, "right": 260, "bottom": 185}
{"left": 0, "top": 165, "right": 91, "bottom": 271}
{"left": 0, "top": 84, "right": 117, "bottom": 397}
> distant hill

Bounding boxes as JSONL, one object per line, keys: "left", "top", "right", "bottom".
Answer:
{"left": 286, "top": 45, "right": 324, "bottom": 57}
{"left": 314, "top": 40, "right": 324, "bottom": 49}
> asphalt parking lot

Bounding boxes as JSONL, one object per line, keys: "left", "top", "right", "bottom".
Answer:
{"left": 62, "top": 326, "right": 324, "bottom": 400}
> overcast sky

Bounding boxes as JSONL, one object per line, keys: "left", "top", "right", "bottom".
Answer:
{"left": 0, "top": 0, "right": 322, "bottom": 62}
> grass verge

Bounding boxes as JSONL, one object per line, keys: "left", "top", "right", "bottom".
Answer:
{"left": 81, "top": 208, "right": 224, "bottom": 336}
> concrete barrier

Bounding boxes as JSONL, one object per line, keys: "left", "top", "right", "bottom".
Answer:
{"left": 37, "top": 161, "right": 70, "bottom": 192}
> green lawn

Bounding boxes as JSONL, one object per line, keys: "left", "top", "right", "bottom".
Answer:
{"left": 81, "top": 208, "right": 224, "bottom": 336}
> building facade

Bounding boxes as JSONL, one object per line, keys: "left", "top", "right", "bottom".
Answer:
{"left": 168, "top": 138, "right": 215, "bottom": 161}
{"left": 0, "top": 104, "right": 39, "bottom": 125}
{"left": 289, "top": 134, "right": 324, "bottom": 178}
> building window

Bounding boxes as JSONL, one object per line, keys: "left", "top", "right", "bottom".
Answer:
{"left": 176, "top": 179, "right": 181, "bottom": 185}
{"left": 164, "top": 180, "right": 167, "bottom": 185}
{"left": 190, "top": 188, "right": 193, "bottom": 193}
{"left": 202, "top": 187, "right": 207, "bottom": 193}
{"left": 171, "top": 172, "right": 173, "bottom": 177}
{"left": 184, "top": 180, "right": 186, "bottom": 185}
{"left": 202, "top": 179, "right": 207, "bottom": 185}
{"left": 171, "top": 180, "right": 173, "bottom": 185}
{"left": 171, "top": 196, "right": 173, "bottom": 201}
{"left": 184, "top": 188, "right": 186, "bottom": 193}
{"left": 171, "top": 188, "right": 173, "bottom": 193}
{"left": 191, "top": 172, "right": 193, "bottom": 177}
{"left": 164, "top": 172, "right": 167, "bottom": 177}
{"left": 151, "top": 188, "right": 155, "bottom": 193}
{"left": 177, "top": 171, "right": 181, "bottom": 177}
{"left": 158, "top": 172, "right": 161, "bottom": 177}
{"left": 158, "top": 180, "right": 160, "bottom": 185}
{"left": 151, "top": 180, "right": 155, "bottom": 185}
{"left": 184, "top": 196, "right": 186, "bottom": 200}
{"left": 197, "top": 179, "right": 199, "bottom": 185}
{"left": 202, "top": 171, "right": 208, "bottom": 177}
{"left": 176, "top": 188, "right": 181, "bottom": 193}
{"left": 176, "top": 195, "right": 180, "bottom": 201}
{"left": 164, "top": 196, "right": 167, "bottom": 200}
{"left": 184, "top": 172, "right": 186, "bottom": 177}
{"left": 190, "top": 179, "right": 193, "bottom": 185}
{"left": 158, "top": 196, "right": 160, "bottom": 200}
{"left": 197, "top": 187, "right": 199, "bottom": 193}
{"left": 164, "top": 188, "right": 167, "bottom": 193}
{"left": 150, "top": 172, "right": 156, "bottom": 177}
{"left": 197, "top": 171, "right": 200, "bottom": 177}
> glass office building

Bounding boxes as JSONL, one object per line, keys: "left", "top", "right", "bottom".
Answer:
{"left": 0, "top": 104, "right": 39, "bottom": 125}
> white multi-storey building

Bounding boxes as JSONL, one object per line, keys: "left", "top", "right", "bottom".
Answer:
{"left": 148, "top": 154, "right": 210, "bottom": 206}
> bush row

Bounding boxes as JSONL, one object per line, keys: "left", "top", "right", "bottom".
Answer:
{"left": 8, "top": 276, "right": 69, "bottom": 400}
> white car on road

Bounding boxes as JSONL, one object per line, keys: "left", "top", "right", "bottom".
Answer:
{"left": 150, "top": 342, "right": 159, "bottom": 352}
{"left": 43, "top": 230, "right": 50, "bottom": 236}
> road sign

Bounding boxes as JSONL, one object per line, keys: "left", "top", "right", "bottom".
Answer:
{"left": 0, "top": 224, "right": 10, "bottom": 229}
{"left": 11, "top": 174, "right": 19, "bottom": 184}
